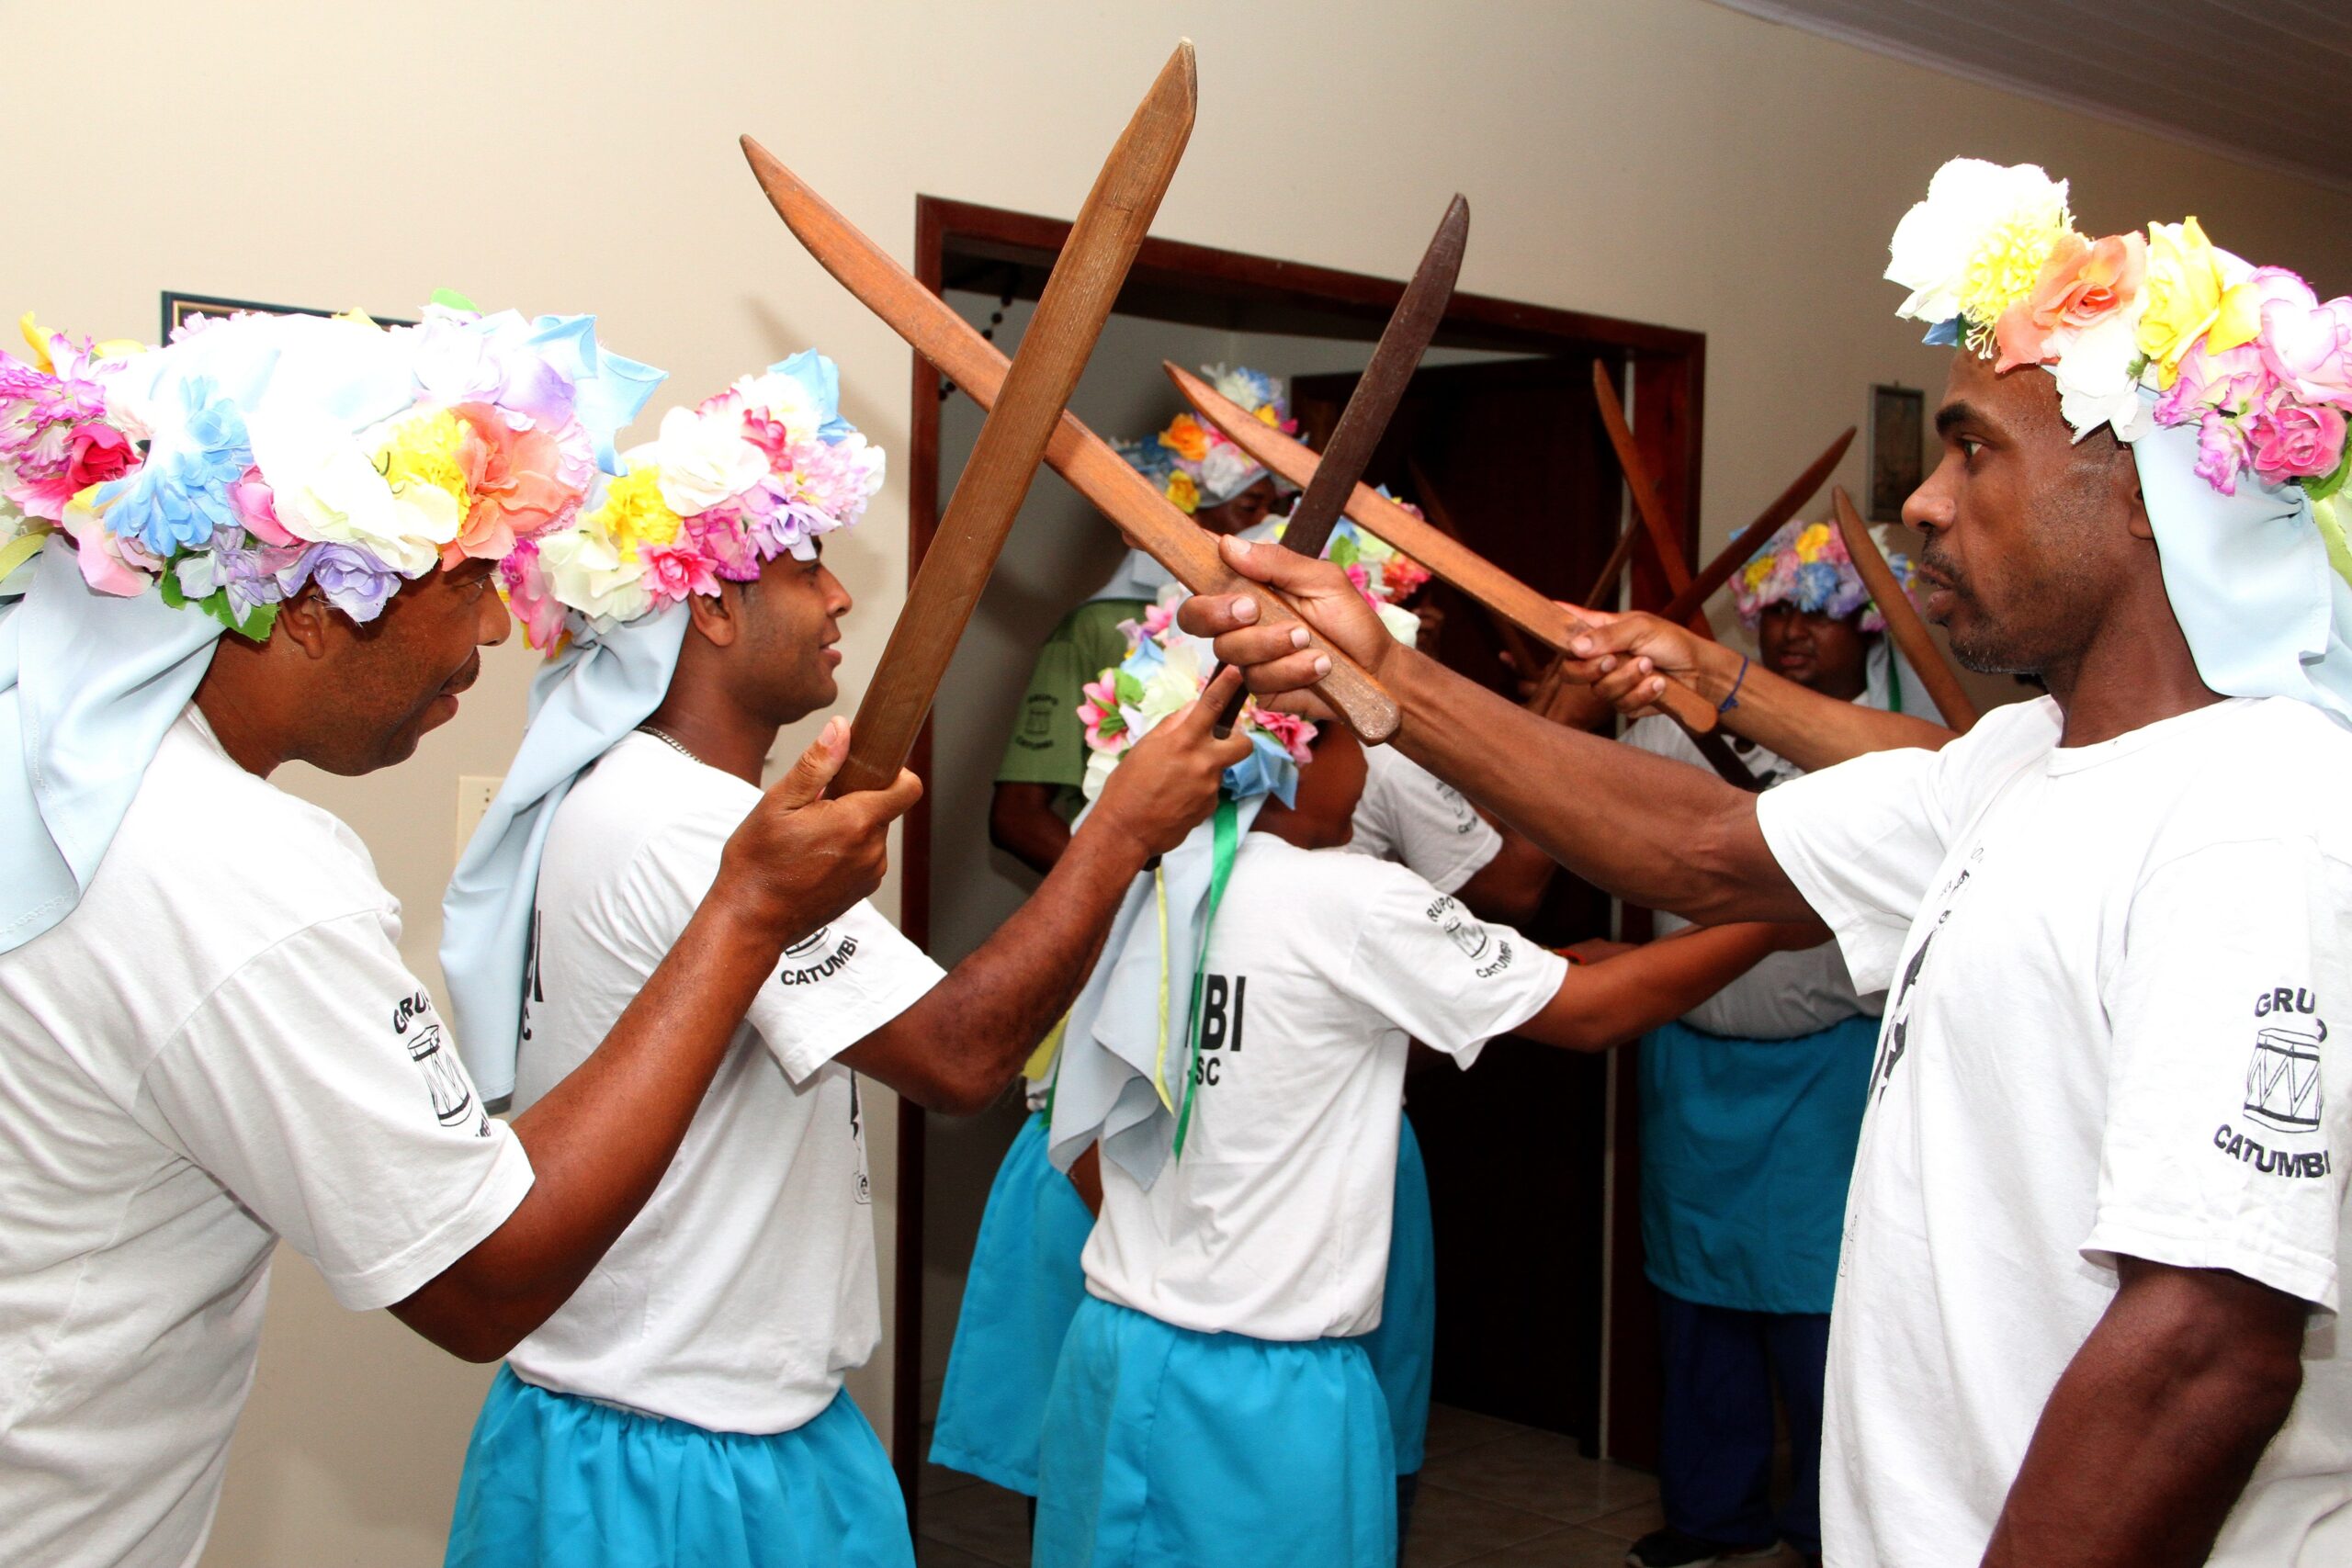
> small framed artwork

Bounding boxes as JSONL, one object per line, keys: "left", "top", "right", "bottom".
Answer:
{"left": 161, "top": 291, "right": 413, "bottom": 340}
{"left": 1868, "top": 383, "right": 1926, "bottom": 523}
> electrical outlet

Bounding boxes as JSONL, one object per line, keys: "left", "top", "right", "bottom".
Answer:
{"left": 456, "top": 775, "right": 503, "bottom": 859}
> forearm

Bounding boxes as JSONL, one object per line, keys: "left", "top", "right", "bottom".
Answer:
{"left": 1388, "top": 649, "right": 1805, "bottom": 923}
{"left": 1527, "top": 923, "right": 1792, "bottom": 1051}
{"left": 394, "top": 898, "right": 788, "bottom": 1358}
{"left": 990, "top": 783, "right": 1073, "bottom": 874}
{"left": 857, "top": 817, "right": 1148, "bottom": 1113}
{"left": 1984, "top": 1263, "right": 2304, "bottom": 1567}
{"left": 1679, "top": 637, "right": 1956, "bottom": 769}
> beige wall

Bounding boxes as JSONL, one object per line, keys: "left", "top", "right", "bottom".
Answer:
{"left": 5, "top": 1, "right": 2347, "bottom": 1562}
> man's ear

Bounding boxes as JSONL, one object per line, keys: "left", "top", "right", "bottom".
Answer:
{"left": 274, "top": 584, "right": 337, "bottom": 660}
{"left": 2122, "top": 446, "right": 2154, "bottom": 542}
{"left": 685, "top": 585, "right": 742, "bottom": 649}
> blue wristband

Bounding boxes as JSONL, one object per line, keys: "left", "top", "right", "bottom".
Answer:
{"left": 1718, "top": 654, "right": 1751, "bottom": 714}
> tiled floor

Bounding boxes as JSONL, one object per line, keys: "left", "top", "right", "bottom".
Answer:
{"left": 914, "top": 1404, "right": 1810, "bottom": 1567}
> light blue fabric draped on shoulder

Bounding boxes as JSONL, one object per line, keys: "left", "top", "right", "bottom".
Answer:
{"left": 440, "top": 606, "right": 687, "bottom": 1101}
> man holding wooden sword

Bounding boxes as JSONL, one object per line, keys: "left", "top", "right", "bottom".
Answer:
{"left": 1180, "top": 159, "right": 2352, "bottom": 1568}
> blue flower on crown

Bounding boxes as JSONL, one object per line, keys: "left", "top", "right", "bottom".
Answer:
{"left": 95, "top": 378, "right": 252, "bottom": 558}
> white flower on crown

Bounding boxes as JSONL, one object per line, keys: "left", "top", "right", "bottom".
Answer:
{"left": 1886, "top": 158, "right": 2071, "bottom": 325}
{"left": 534, "top": 523, "right": 652, "bottom": 626}
{"left": 246, "top": 406, "right": 447, "bottom": 577}
{"left": 1374, "top": 601, "right": 1421, "bottom": 648}
{"left": 730, "top": 368, "right": 827, "bottom": 447}
{"left": 2048, "top": 311, "right": 2154, "bottom": 444}
{"left": 650, "top": 404, "right": 769, "bottom": 516}
{"left": 1194, "top": 444, "right": 1263, "bottom": 506}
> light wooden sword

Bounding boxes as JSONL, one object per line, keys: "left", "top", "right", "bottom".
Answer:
{"left": 1208, "top": 193, "right": 1467, "bottom": 733}
{"left": 807, "top": 42, "right": 1194, "bottom": 795}
{"left": 1831, "top": 486, "right": 1978, "bottom": 731}
{"left": 740, "top": 131, "right": 1398, "bottom": 748}
{"left": 1170, "top": 364, "right": 1722, "bottom": 733}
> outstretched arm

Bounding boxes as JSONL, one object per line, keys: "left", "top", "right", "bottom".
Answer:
{"left": 1563, "top": 608, "right": 1956, "bottom": 769}
{"left": 1180, "top": 537, "right": 1809, "bottom": 925}
{"left": 842, "top": 671, "right": 1252, "bottom": 1113}
{"left": 1519, "top": 921, "right": 1823, "bottom": 1052}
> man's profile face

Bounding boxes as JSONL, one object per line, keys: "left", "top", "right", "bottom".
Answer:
{"left": 737, "top": 545, "right": 854, "bottom": 725}
{"left": 1194, "top": 476, "right": 1280, "bottom": 536}
{"left": 1758, "top": 602, "right": 1870, "bottom": 697}
{"left": 1903, "top": 351, "right": 2141, "bottom": 676}
{"left": 312, "top": 558, "right": 510, "bottom": 775}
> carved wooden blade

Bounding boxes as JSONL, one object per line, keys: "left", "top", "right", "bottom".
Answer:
{"left": 1171, "top": 361, "right": 1719, "bottom": 733}
{"left": 1832, "top": 487, "right": 1978, "bottom": 731}
{"left": 1656, "top": 426, "right": 1856, "bottom": 626}
{"left": 820, "top": 43, "right": 1193, "bottom": 794}
{"left": 1282, "top": 196, "right": 1466, "bottom": 564}
{"left": 1589, "top": 361, "right": 1705, "bottom": 631}
{"left": 739, "top": 121, "right": 1399, "bottom": 744}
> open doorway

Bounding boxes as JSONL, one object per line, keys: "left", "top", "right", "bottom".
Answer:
{"left": 893, "top": 196, "right": 1705, "bottom": 1521}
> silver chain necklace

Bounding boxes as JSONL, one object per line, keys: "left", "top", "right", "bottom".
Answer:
{"left": 636, "top": 724, "right": 704, "bottom": 765}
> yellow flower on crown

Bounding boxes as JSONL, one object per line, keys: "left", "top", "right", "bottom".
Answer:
{"left": 1793, "top": 523, "right": 1832, "bottom": 563}
{"left": 590, "top": 466, "right": 684, "bottom": 558}
{"left": 1161, "top": 414, "right": 1212, "bottom": 464}
{"left": 2137, "top": 218, "right": 2227, "bottom": 386}
{"left": 1164, "top": 469, "right": 1199, "bottom": 513}
{"left": 377, "top": 408, "right": 474, "bottom": 537}
{"left": 1954, "top": 207, "right": 2072, "bottom": 346}
{"left": 1742, "top": 558, "right": 1775, "bottom": 592}
{"left": 1253, "top": 402, "right": 1282, "bottom": 427}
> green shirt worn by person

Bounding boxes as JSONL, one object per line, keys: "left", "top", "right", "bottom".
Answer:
{"left": 996, "top": 598, "right": 1146, "bottom": 818}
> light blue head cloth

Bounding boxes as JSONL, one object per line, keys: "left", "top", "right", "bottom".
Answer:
{"left": 440, "top": 608, "right": 687, "bottom": 1100}
{"left": 0, "top": 310, "right": 662, "bottom": 958}
{"left": 1043, "top": 614, "right": 1306, "bottom": 1189}
{"left": 2131, "top": 389, "right": 2352, "bottom": 728}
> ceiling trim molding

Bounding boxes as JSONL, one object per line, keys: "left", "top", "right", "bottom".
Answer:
{"left": 1708, "top": 0, "right": 2352, "bottom": 195}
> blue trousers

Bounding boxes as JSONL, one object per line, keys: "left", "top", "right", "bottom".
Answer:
{"left": 1656, "top": 1291, "right": 1828, "bottom": 1556}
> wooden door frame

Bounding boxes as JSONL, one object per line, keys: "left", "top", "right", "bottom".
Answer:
{"left": 893, "top": 193, "right": 1706, "bottom": 1506}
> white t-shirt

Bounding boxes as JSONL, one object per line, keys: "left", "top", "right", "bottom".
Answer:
{"left": 1083, "top": 835, "right": 1567, "bottom": 1340}
{"left": 1624, "top": 715, "right": 1876, "bottom": 1040}
{"left": 0, "top": 708, "right": 533, "bottom": 1568}
{"left": 505, "top": 733, "right": 944, "bottom": 1433}
{"left": 1758, "top": 695, "right": 2352, "bottom": 1567}
{"left": 1345, "top": 745, "right": 1503, "bottom": 896}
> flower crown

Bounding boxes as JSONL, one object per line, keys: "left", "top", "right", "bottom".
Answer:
{"left": 1886, "top": 159, "right": 2351, "bottom": 511}
{"left": 1114, "top": 364, "right": 1296, "bottom": 513}
{"left": 1731, "top": 518, "right": 1918, "bottom": 635}
{"left": 1079, "top": 585, "right": 1316, "bottom": 807}
{"left": 501, "top": 351, "right": 886, "bottom": 650}
{"left": 1271, "top": 499, "right": 1434, "bottom": 647}
{"left": 1, "top": 299, "right": 663, "bottom": 637}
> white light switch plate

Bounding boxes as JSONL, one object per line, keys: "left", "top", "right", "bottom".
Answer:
{"left": 456, "top": 775, "right": 503, "bottom": 859}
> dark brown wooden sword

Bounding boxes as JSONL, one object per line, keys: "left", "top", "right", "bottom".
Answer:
{"left": 1209, "top": 194, "right": 1469, "bottom": 734}
{"left": 1655, "top": 425, "right": 1856, "bottom": 626}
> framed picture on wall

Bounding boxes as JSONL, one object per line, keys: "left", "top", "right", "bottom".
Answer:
{"left": 1868, "top": 382, "right": 1925, "bottom": 523}
{"left": 161, "top": 291, "right": 413, "bottom": 339}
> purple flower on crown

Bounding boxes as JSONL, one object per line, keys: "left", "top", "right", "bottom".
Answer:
{"left": 285, "top": 540, "right": 407, "bottom": 621}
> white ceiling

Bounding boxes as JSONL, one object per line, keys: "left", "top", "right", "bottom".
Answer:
{"left": 1709, "top": 0, "right": 2352, "bottom": 191}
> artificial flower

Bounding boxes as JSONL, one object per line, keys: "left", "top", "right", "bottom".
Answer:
{"left": 2049, "top": 311, "right": 2156, "bottom": 443}
{"left": 1161, "top": 414, "right": 1211, "bottom": 463}
{"left": 2247, "top": 403, "right": 2347, "bottom": 488}
{"left": 2256, "top": 288, "right": 2352, "bottom": 411}
{"left": 651, "top": 404, "right": 770, "bottom": 516}
{"left": 1164, "top": 470, "right": 1199, "bottom": 513}
{"left": 1886, "top": 158, "right": 2070, "bottom": 327}
{"left": 2137, "top": 218, "right": 2228, "bottom": 385}
{"left": 1994, "top": 231, "right": 2145, "bottom": 371}
{"left": 445, "top": 403, "right": 570, "bottom": 563}
{"left": 288, "top": 540, "right": 406, "bottom": 622}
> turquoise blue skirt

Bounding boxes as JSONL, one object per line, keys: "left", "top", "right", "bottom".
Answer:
{"left": 1035, "top": 1296, "right": 1396, "bottom": 1568}
{"left": 444, "top": 1367, "right": 913, "bottom": 1568}
{"left": 1360, "top": 1112, "right": 1435, "bottom": 1473}
{"left": 931, "top": 1111, "right": 1439, "bottom": 1493}
{"left": 929, "top": 1111, "right": 1097, "bottom": 1495}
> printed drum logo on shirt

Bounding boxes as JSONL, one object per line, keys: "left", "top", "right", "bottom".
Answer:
{"left": 403, "top": 1021, "right": 479, "bottom": 1129}
{"left": 777, "top": 927, "right": 861, "bottom": 986}
{"left": 1012, "top": 692, "right": 1060, "bottom": 751}
{"left": 2245, "top": 990, "right": 2325, "bottom": 1134}
{"left": 1425, "top": 895, "right": 1490, "bottom": 961}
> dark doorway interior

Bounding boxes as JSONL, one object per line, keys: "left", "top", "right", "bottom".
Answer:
{"left": 897, "top": 195, "right": 1704, "bottom": 1522}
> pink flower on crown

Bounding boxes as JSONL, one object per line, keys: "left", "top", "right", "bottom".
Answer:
{"left": 499, "top": 542, "right": 572, "bottom": 651}
{"left": 1344, "top": 562, "right": 1373, "bottom": 601}
{"left": 1382, "top": 554, "right": 1431, "bottom": 599}
{"left": 1994, "top": 231, "right": 2146, "bottom": 372}
{"left": 642, "top": 543, "right": 721, "bottom": 603}
{"left": 2192, "top": 412, "right": 2251, "bottom": 495}
{"left": 2258, "top": 290, "right": 2352, "bottom": 412}
{"left": 1253, "top": 706, "right": 1317, "bottom": 767}
{"left": 1140, "top": 602, "right": 1175, "bottom": 641}
{"left": 2247, "top": 403, "right": 2347, "bottom": 488}
{"left": 2155, "top": 338, "right": 2275, "bottom": 426}
{"left": 1079, "top": 673, "right": 1127, "bottom": 752}
{"left": 227, "top": 466, "right": 296, "bottom": 547}
{"left": 741, "top": 410, "right": 791, "bottom": 459}
{"left": 684, "top": 506, "right": 764, "bottom": 581}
